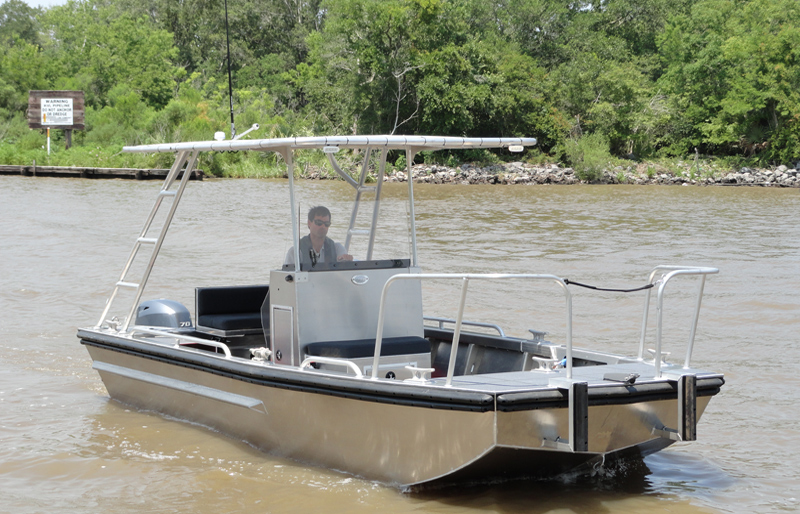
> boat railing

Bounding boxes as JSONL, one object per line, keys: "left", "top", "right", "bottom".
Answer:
{"left": 124, "top": 267, "right": 716, "bottom": 381}
{"left": 637, "top": 265, "right": 719, "bottom": 377}
{"left": 375, "top": 274, "right": 573, "bottom": 386}
{"left": 423, "top": 316, "right": 507, "bottom": 337}
{"left": 128, "top": 326, "right": 233, "bottom": 358}
{"left": 300, "top": 356, "right": 364, "bottom": 377}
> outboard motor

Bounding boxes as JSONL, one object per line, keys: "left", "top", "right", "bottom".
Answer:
{"left": 135, "top": 299, "right": 193, "bottom": 332}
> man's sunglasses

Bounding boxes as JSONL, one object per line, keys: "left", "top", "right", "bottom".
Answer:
{"left": 313, "top": 219, "right": 331, "bottom": 227}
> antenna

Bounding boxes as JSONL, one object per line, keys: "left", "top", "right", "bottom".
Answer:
{"left": 224, "top": 0, "right": 235, "bottom": 139}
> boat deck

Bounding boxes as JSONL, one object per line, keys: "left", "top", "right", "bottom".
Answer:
{"left": 439, "top": 362, "right": 721, "bottom": 393}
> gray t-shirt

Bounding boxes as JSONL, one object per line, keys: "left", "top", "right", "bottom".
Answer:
{"left": 284, "top": 241, "right": 347, "bottom": 266}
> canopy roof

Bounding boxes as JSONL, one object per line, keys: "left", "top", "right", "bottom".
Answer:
{"left": 122, "top": 135, "right": 537, "bottom": 154}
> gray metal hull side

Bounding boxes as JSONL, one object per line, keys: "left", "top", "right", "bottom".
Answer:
{"left": 85, "top": 343, "right": 713, "bottom": 486}
{"left": 496, "top": 397, "right": 712, "bottom": 453}
{"left": 79, "top": 333, "right": 495, "bottom": 411}
{"left": 87, "top": 345, "right": 496, "bottom": 486}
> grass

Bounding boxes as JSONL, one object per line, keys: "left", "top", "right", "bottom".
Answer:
{"left": 0, "top": 141, "right": 154, "bottom": 168}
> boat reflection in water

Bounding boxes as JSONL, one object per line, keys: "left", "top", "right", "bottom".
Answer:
{"left": 78, "top": 135, "right": 724, "bottom": 487}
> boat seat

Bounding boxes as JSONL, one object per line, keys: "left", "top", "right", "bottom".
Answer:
{"left": 305, "top": 336, "right": 430, "bottom": 359}
{"left": 198, "top": 312, "right": 262, "bottom": 331}
{"left": 196, "top": 284, "right": 269, "bottom": 336}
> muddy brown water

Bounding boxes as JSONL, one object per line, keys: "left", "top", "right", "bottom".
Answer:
{"left": 1, "top": 176, "right": 798, "bottom": 513}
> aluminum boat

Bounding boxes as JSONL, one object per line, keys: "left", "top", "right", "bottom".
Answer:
{"left": 78, "top": 135, "right": 724, "bottom": 487}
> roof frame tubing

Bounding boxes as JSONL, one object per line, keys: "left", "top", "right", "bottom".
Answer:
{"left": 327, "top": 147, "right": 389, "bottom": 259}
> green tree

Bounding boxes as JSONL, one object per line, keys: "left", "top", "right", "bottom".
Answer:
{"left": 41, "top": 1, "right": 180, "bottom": 109}
{"left": 415, "top": 41, "right": 493, "bottom": 135}
{"left": 302, "top": 0, "right": 435, "bottom": 134}
{"left": 300, "top": 0, "right": 562, "bottom": 144}
{"left": 116, "top": 0, "right": 322, "bottom": 83}
{"left": 0, "top": 38, "right": 49, "bottom": 113}
{"left": 600, "top": 0, "right": 694, "bottom": 58}
{"left": 658, "top": 0, "right": 800, "bottom": 162}
{"left": 501, "top": 0, "right": 574, "bottom": 68}
{"left": 0, "top": 0, "right": 41, "bottom": 46}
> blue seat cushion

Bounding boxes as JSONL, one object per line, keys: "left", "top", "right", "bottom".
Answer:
{"left": 305, "top": 336, "right": 430, "bottom": 359}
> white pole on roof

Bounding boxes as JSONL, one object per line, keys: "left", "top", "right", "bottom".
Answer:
{"left": 284, "top": 149, "right": 301, "bottom": 272}
{"left": 406, "top": 148, "right": 418, "bottom": 266}
{"left": 366, "top": 147, "right": 388, "bottom": 260}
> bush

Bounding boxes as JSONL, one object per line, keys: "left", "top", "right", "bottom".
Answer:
{"left": 562, "top": 133, "right": 614, "bottom": 182}
{"left": 394, "top": 153, "right": 406, "bottom": 170}
{"left": 418, "top": 148, "right": 501, "bottom": 167}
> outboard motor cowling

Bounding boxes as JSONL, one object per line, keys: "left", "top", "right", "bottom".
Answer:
{"left": 135, "top": 299, "right": 193, "bottom": 331}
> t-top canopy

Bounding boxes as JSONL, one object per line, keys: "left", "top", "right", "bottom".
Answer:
{"left": 122, "top": 135, "right": 537, "bottom": 154}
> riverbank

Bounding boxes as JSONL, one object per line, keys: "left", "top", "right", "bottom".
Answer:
{"left": 305, "top": 161, "right": 800, "bottom": 187}
{"left": 4, "top": 160, "right": 798, "bottom": 187}
{"left": 0, "top": 164, "right": 203, "bottom": 180}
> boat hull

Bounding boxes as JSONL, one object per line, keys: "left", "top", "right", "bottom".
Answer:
{"left": 83, "top": 335, "right": 715, "bottom": 487}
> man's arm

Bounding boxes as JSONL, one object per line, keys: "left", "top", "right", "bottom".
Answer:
{"left": 284, "top": 246, "right": 295, "bottom": 266}
{"left": 334, "top": 242, "right": 353, "bottom": 261}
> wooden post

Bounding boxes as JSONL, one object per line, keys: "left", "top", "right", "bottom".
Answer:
{"left": 65, "top": 129, "right": 72, "bottom": 150}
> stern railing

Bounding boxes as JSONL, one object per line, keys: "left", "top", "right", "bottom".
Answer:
{"left": 637, "top": 266, "right": 719, "bottom": 377}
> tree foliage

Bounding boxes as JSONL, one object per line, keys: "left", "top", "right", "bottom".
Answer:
{"left": 657, "top": 0, "right": 800, "bottom": 161}
{"left": 2, "top": 0, "right": 800, "bottom": 169}
{"left": 0, "top": 0, "right": 41, "bottom": 46}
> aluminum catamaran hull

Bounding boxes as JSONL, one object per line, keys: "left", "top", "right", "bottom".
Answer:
{"left": 79, "top": 135, "right": 724, "bottom": 487}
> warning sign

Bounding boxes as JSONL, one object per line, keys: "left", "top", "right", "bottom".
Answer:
{"left": 28, "top": 90, "right": 85, "bottom": 130}
{"left": 41, "top": 98, "right": 74, "bottom": 125}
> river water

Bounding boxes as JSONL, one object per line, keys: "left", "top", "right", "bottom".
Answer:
{"left": 1, "top": 175, "right": 798, "bottom": 513}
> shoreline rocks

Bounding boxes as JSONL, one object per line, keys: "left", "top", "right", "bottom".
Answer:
{"left": 303, "top": 161, "right": 800, "bottom": 187}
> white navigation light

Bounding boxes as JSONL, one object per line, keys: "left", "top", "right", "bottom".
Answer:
{"left": 508, "top": 145, "right": 524, "bottom": 153}
{"left": 323, "top": 146, "right": 340, "bottom": 154}
{"left": 214, "top": 131, "right": 226, "bottom": 141}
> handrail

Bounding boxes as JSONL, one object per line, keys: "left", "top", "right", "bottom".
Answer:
{"left": 423, "top": 316, "right": 506, "bottom": 337}
{"left": 374, "top": 274, "right": 572, "bottom": 385}
{"left": 636, "top": 266, "right": 719, "bottom": 377}
{"left": 300, "top": 356, "right": 364, "bottom": 377}
{"left": 128, "top": 326, "right": 233, "bottom": 358}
